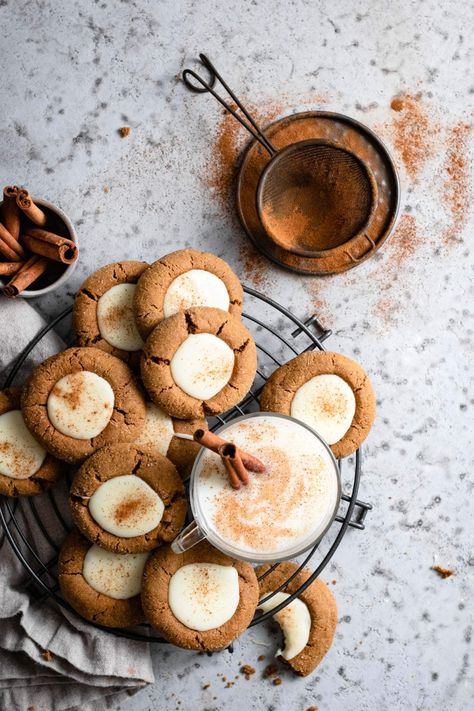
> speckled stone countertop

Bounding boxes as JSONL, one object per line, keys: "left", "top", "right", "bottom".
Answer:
{"left": 1, "top": 1, "right": 473, "bottom": 709}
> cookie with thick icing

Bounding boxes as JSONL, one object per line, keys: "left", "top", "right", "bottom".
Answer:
{"left": 260, "top": 351, "right": 375, "bottom": 458}
{"left": 141, "top": 541, "right": 259, "bottom": 651}
{"left": 134, "top": 249, "right": 243, "bottom": 339}
{"left": 69, "top": 443, "right": 187, "bottom": 553}
{"left": 141, "top": 307, "right": 257, "bottom": 419}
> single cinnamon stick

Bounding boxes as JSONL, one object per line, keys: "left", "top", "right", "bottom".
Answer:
{"left": 220, "top": 451, "right": 241, "bottom": 490}
{"left": 16, "top": 190, "right": 47, "bottom": 226}
{"left": 219, "top": 443, "right": 250, "bottom": 485}
{"left": 2, "top": 186, "right": 21, "bottom": 240}
{"left": 2, "top": 255, "right": 48, "bottom": 298}
{"left": 193, "top": 429, "right": 265, "bottom": 473}
{"left": 0, "top": 261, "right": 24, "bottom": 276}
{"left": 21, "top": 228, "right": 78, "bottom": 264}
{"left": 0, "top": 223, "right": 25, "bottom": 259}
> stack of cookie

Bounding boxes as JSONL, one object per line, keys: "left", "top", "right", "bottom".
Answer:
{"left": 0, "top": 248, "right": 375, "bottom": 674}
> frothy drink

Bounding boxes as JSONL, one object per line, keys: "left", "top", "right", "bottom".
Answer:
{"left": 193, "top": 414, "right": 340, "bottom": 560}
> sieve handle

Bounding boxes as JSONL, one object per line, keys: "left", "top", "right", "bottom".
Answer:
{"left": 182, "top": 53, "right": 277, "bottom": 157}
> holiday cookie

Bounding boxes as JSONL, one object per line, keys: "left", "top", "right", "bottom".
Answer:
{"left": 256, "top": 562, "right": 337, "bottom": 676}
{"left": 69, "top": 443, "right": 187, "bottom": 553}
{"left": 141, "top": 541, "right": 259, "bottom": 651}
{"left": 134, "top": 249, "right": 243, "bottom": 339}
{"left": 0, "top": 386, "right": 66, "bottom": 496}
{"left": 58, "top": 529, "right": 147, "bottom": 628}
{"left": 21, "top": 347, "right": 146, "bottom": 464}
{"left": 141, "top": 307, "right": 257, "bottom": 419}
{"left": 73, "top": 260, "right": 148, "bottom": 367}
{"left": 135, "top": 401, "right": 207, "bottom": 478}
{"left": 260, "top": 351, "right": 376, "bottom": 458}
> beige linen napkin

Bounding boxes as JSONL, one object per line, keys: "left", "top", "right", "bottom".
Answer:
{"left": 0, "top": 297, "right": 154, "bottom": 711}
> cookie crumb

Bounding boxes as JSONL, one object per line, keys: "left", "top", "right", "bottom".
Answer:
{"left": 225, "top": 681, "right": 235, "bottom": 688}
{"left": 432, "top": 565, "right": 454, "bottom": 579}
{"left": 272, "top": 677, "right": 282, "bottom": 686}
{"left": 41, "top": 649, "right": 54, "bottom": 662}
{"left": 103, "top": 186, "right": 109, "bottom": 193}
{"left": 202, "top": 683, "right": 211, "bottom": 690}
{"left": 240, "top": 664, "right": 256, "bottom": 679}
{"left": 263, "top": 663, "right": 279, "bottom": 678}
{"left": 306, "top": 707, "right": 318, "bottom": 711}
{"left": 258, "top": 654, "right": 266, "bottom": 661}
{"left": 332, "top": 579, "right": 337, "bottom": 585}
{"left": 119, "top": 126, "right": 131, "bottom": 138}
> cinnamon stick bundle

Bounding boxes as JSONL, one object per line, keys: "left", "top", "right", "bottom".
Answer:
{"left": 2, "top": 186, "right": 21, "bottom": 240}
{"left": 21, "top": 228, "right": 78, "bottom": 264}
{"left": 0, "top": 261, "right": 24, "bottom": 276}
{"left": 2, "top": 255, "right": 48, "bottom": 298}
{"left": 0, "top": 223, "right": 25, "bottom": 261}
{"left": 16, "top": 190, "right": 47, "bottom": 226}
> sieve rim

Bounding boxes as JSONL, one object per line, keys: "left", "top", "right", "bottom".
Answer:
{"left": 256, "top": 138, "right": 379, "bottom": 259}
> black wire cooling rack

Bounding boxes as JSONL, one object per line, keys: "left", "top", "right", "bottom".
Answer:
{"left": 0, "top": 285, "right": 372, "bottom": 644}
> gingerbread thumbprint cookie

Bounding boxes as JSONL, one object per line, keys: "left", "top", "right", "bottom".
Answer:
{"left": 0, "top": 387, "right": 66, "bottom": 496}
{"left": 21, "top": 347, "right": 146, "bottom": 464}
{"left": 69, "top": 444, "right": 187, "bottom": 553}
{"left": 260, "top": 351, "right": 376, "bottom": 458}
{"left": 141, "top": 307, "right": 257, "bottom": 419}
{"left": 134, "top": 249, "right": 243, "bottom": 339}
{"left": 59, "top": 530, "right": 148, "bottom": 627}
{"left": 135, "top": 401, "right": 207, "bottom": 478}
{"left": 256, "top": 562, "right": 337, "bottom": 676}
{"left": 141, "top": 541, "right": 259, "bottom": 651}
{"left": 73, "top": 260, "right": 148, "bottom": 368}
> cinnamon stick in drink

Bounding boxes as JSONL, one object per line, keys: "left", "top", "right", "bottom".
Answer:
{"left": 193, "top": 429, "right": 265, "bottom": 472}
{"left": 0, "top": 223, "right": 25, "bottom": 260}
{"left": 2, "top": 255, "right": 48, "bottom": 298}
{"left": 16, "top": 190, "right": 47, "bottom": 226}
{"left": 0, "top": 261, "right": 25, "bottom": 276}
{"left": 219, "top": 443, "right": 250, "bottom": 485}
{"left": 2, "top": 186, "right": 21, "bottom": 240}
{"left": 220, "top": 450, "right": 241, "bottom": 490}
{"left": 21, "top": 228, "right": 78, "bottom": 264}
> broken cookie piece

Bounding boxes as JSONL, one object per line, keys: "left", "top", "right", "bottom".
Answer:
{"left": 256, "top": 562, "right": 337, "bottom": 676}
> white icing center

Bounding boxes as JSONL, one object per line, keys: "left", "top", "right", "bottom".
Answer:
{"left": 291, "top": 374, "right": 356, "bottom": 445}
{"left": 97, "top": 283, "right": 144, "bottom": 352}
{"left": 170, "top": 333, "right": 234, "bottom": 400}
{"left": 88, "top": 475, "right": 164, "bottom": 537}
{"left": 135, "top": 402, "right": 174, "bottom": 457}
{"left": 163, "top": 269, "right": 230, "bottom": 318}
{"left": 83, "top": 544, "right": 149, "bottom": 599}
{"left": 0, "top": 410, "right": 47, "bottom": 480}
{"left": 47, "top": 371, "right": 114, "bottom": 440}
{"left": 168, "top": 563, "right": 239, "bottom": 631}
{"left": 258, "top": 591, "right": 311, "bottom": 660}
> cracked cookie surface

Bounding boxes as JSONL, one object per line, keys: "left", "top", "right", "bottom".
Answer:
{"left": 140, "top": 307, "right": 257, "bottom": 419}
{"left": 0, "top": 386, "right": 66, "bottom": 497}
{"left": 260, "top": 351, "right": 376, "bottom": 458}
{"left": 141, "top": 541, "right": 259, "bottom": 651}
{"left": 134, "top": 249, "right": 243, "bottom": 339}
{"left": 73, "top": 260, "right": 148, "bottom": 368}
{"left": 58, "top": 529, "right": 146, "bottom": 628}
{"left": 256, "top": 562, "right": 337, "bottom": 676}
{"left": 69, "top": 443, "right": 187, "bottom": 553}
{"left": 21, "top": 347, "right": 146, "bottom": 464}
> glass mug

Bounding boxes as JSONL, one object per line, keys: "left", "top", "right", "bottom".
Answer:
{"left": 171, "top": 412, "right": 341, "bottom": 563}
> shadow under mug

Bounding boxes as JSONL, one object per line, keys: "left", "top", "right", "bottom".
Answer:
{"left": 171, "top": 412, "right": 342, "bottom": 563}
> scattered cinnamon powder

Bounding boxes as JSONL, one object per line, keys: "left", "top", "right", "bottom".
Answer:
{"left": 432, "top": 565, "right": 454, "bottom": 579}
{"left": 41, "top": 649, "right": 54, "bottom": 662}
{"left": 390, "top": 93, "right": 439, "bottom": 179}
{"left": 114, "top": 496, "right": 151, "bottom": 526}
{"left": 442, "top": 122, "right": 472, "bottom": 245}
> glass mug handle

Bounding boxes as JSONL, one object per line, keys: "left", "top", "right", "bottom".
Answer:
{"left": 171, "top": 520, "right": 206, "bottom": 553}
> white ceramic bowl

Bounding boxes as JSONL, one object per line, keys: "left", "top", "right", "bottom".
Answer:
{"left": 0, "top": 196, "right": 78, "bottom": 298}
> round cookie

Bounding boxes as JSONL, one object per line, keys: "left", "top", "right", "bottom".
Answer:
{"left": 141, "top": 541, "right": 259, "bottom": 651}
{"left": 260, "top": 351, "right": 376, "bottom": 458}
{"left": 73, "top": 260, "right": 148, "bottom": 368}
{"left": 58, "top": 529, "right": 147, "bottom": 628}
{"left": 141, "top": 307, "right": 257, "bottom": 419}
{"left": 0, "top": 386, "right": 66, "bottom": 497}
{"left": 134, "top": 249, "right": 244, "bottom": 339}
{"left": 69, "top": 443, "right": 187, "bottom": 553}
{"left": 135, "top": 401, "right": 207, "bottom": 478}
{"left": 256, "top": 562, "right": 337, "bottom": 676}
{"left": 21, "top": 347, "right": 146, "bottom": 464}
